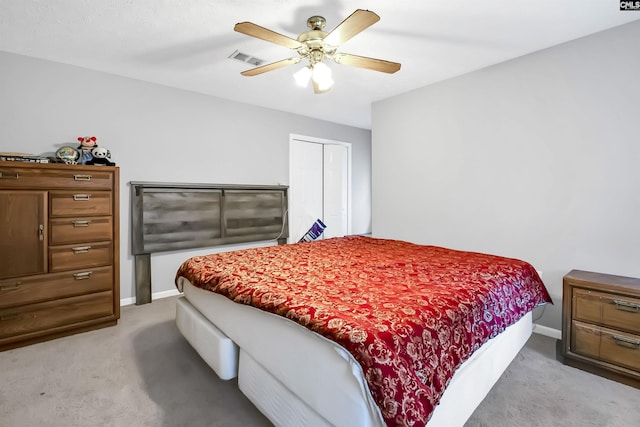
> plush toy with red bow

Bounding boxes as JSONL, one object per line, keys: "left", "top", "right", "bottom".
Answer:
{"left": 77, "top": 136, "right": 97, "bottom": 165}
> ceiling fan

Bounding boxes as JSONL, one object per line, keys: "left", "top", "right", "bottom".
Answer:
{"left": 234, "top": 9, "right": 401, "bottom": 94}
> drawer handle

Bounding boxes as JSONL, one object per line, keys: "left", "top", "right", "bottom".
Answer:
{"left": 613, "top": 335, "right": 640, "bottom": 350}
{"left": 0, "top": 172, "right": 19, "bottom": 179}
{"left": 0, "top": 313, "right": 20, "bottom": 321}
{"left": 0, "top": 281, "right": 21, "bottom": 291}
{"left": 73, "top": 271, "right": 93, "bottom": 280}
{"left": 73, "top": 194, "right": 92, "bottom": 201}
{"left": 72, "top": 245, "right": 92, "bottom": 254}
{"left": 74, "top": 174, "right": 92, "bottom": 181}
{"left": 613, "top": 299, "right": 640, "bottom": 313}
{"left": 72, "top": 220, "right": 91, "bottom": 227}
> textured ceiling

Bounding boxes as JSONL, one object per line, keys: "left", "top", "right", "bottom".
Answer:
{"left": 1, "top": 1, "right": 638, "bottom": 129}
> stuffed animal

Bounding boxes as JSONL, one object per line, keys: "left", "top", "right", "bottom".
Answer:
{"left": 87, "top": 146, "right": 116, "bottom": 166}
{"left": 77, "top": 136, "right": 98, "bottom": 165}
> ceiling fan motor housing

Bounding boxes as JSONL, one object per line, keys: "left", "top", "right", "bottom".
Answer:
{"left": 297, "top": 30, "right": 329, "bottom": 48}
{"left": 297, "top": 20, "right": 334, "bottom": 63}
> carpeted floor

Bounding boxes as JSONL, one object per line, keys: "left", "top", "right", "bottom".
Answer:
{"left": 0, "top": 296, "right": 638, "bottom": 427}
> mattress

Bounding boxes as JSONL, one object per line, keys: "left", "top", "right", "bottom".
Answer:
{"left": 176, "top": 278, "right": 533, "bottom": 427}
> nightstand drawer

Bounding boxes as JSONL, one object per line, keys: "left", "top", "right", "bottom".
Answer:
{"left": 50, "top": 216, "right": 113, "bottom": 245}
{"left": 573, "top": 288, "right": 640, "bottom": 334}
{"left": 572, "top": 321, "right": 640, "bottom": 372}
{"left": 50, "top": 191, "right": 112, "bottom": 217}
{"left": 571, "top": 321, "right": 601, "bottom": 358}
{"left": 0, "top": 291, "right": 113, "bottom": 339}
{"left": 0, "top": 267, "right": 113, "bottom": 308}
{"left": 601, "top": 329, "right": 640, "bottom": 372}
{"left": 49, "top": 241, "right": 113, "bottom": 272}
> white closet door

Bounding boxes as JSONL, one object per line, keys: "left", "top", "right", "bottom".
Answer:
{"left": 290, "top": 140, "right": 323, "bottom": 242}
{"left": 323, "top": 144, "right": 348, "bottom": 238}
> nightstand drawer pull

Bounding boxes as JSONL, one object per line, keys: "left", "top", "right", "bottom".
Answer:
{"left": 613, "top": 335, "right": 640, "bottom": 349}
{"left": 73, "top": 174, "right": 92, "bottom": 181}
{"left": 72, "top": 246, "right": 91, "bottom": 254}
{"left": 73, "top": 271, "right": 93, "bottom": 280}
{"left": 0, "top": 172, "right": 19, "bottom": 179}
{"left": 0, "top": 313, "right": 20, "bottom": 321}
{"left": 72, "top": 220, "right": 91, "bottom": 227}
{"left": 72, "top": 194, "right": 92, "bottom": 201}
{"left": 0, "top": 282, "right": 21, "bottom": 291}
{"left": 613, "top": 299, "right": 640, "bottom": 313}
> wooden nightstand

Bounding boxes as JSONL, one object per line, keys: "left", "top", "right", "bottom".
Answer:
{"left": 561, "top": 270, "right": 640, "bottom": 389}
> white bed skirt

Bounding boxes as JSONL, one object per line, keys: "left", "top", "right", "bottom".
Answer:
{"left": 175, "top": 278, "right": 532, "bottom": 427}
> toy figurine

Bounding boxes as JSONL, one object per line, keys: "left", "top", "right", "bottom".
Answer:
{"left": 77, "top": 136, "right": 98, "bottom": 165}
{"left": 86, "top": 146, "right": 116, "bottom": 166}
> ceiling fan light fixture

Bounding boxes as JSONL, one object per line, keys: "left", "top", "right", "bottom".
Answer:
{"left": 311, "top": 62, "right": 334, "bottom": 91}
{"left": 314, "top": 76, "right": 334, "bottom": 92}
{"left": 312, "top": 79, "right": 333, "bottom": 94}
{"left": 293, "top": 66, "right": 312, "bottom": 87}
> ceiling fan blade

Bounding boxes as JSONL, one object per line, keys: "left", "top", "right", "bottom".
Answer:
{"left": 240, "top": 58, "right": 300, "bottom": 76}
{"left": 234, "top": 22, "right": 303, "bottom": 49}
{"left": 333, "top": 53, "right": 401, "bottom": 74}
{"left": 323, "top": 9, "right": 380, "bottom": 47}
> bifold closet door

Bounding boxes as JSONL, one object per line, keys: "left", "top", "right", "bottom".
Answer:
{"left": 290, "top": 139, "right": 349, "bottom": 242}
{"left": 290, "top": 140, "right": 323, "bottom": 242}
{"left": 323, "top": 144, "right": 348, "bottom": 239}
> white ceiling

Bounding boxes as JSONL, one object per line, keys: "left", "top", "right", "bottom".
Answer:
{"left": 1, "top": 1, "right": 637, "bottom": 129}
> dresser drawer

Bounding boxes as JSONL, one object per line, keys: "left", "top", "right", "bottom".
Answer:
{"left": 572, "top": 321, "right": 640, "bottom": 372}
{"left": 49, "top": 241, "right": 113, "bottom": 272}
{"left": 50, "top": 216, "right": 113, "bottom": 245}
{"left": 0, "top": 266, "right": 113, "bottom": 308}
{"left": 50, "top": 191, "right": 112, "bottom": 217}
{"left": 0, "top": 165, "right": 113, "bottom": 190}
{"left": 0, "top": 291, "right": 113, "bottom": 339}
{"left": 573, "top": 288, "right": 640, "bottom": 334}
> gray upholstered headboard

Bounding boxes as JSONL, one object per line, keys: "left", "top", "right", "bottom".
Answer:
{"left": 130, "top": 181, "right": 288, "bottom": 304}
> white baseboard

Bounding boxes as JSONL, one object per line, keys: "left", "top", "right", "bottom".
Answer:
{"left": 120, "top": 289, "right": 181, "bottom": 307}
{"left": 532, "top": 323, "right": 561, "bottom": 340}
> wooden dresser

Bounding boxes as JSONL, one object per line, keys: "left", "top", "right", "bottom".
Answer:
{"left": 0, "top": 162, "right": 119, "bottom": 351}
{"left": 561, "top": 269, "right": 640, "bottom": 389}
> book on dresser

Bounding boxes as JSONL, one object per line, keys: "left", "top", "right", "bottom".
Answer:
{"left": 0, "top": 161, "right": 120, "bottom": 351}
{"left": 0, "top": 152, "right": 50, "bottom": 163}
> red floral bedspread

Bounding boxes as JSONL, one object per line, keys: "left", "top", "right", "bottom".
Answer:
{"left": 175, "top": 236, "right": 551, "bottom": 427}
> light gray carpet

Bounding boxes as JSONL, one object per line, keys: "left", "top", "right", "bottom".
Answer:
{"left": 0, "top": 296, "right": 638, "bottom": 427}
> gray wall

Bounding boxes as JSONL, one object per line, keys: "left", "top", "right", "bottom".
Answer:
{"left": 0, "top": 51, "right": 372, "bottom": 302}
{"left": 372, "top": 21, "right": 640, "bottom": 331}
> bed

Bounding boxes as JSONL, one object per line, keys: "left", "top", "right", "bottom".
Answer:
{"left": 174, "top": 236, "right": 552, "bottom": 427}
